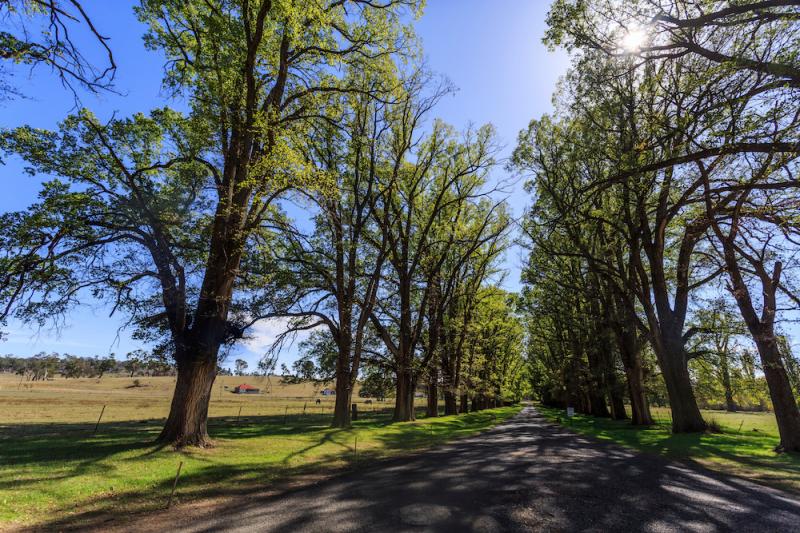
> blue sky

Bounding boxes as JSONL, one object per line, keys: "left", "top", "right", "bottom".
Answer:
{"left": 0, "top": 1, "right": 569, "bottom": 369}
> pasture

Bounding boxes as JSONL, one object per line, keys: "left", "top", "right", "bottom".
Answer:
{"left": 0, "top": 373, "right": 519, "bottom": 530}
{"left": 0, "top": 374, "right": 368, "bottom": 426}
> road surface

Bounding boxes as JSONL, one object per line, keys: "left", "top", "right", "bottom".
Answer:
{"left": 149, "top": 406, "right": 800, "bottom": 532}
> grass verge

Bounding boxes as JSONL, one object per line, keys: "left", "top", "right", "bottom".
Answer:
{"left": 1, "top": 405, "right": 521, "bottom": 530}
{"left": 536, "top": 404, "right": 800, "bottom": 494}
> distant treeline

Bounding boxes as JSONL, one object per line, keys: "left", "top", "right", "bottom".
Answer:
{"left": 0, "top": 350, "right": 176, "bottom": 380}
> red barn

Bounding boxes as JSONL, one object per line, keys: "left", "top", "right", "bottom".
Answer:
{"left": 234, "top": 384, "right": 260, "bottom": 394}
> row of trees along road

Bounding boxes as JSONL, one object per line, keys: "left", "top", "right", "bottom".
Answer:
{"left": 516, "top": 0, "right": 800, "bottom": 451}
{"left": 0, "top": 1, "right": 527, "bottom": 447}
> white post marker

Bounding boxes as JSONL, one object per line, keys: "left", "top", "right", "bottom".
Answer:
{"left": 566, "top": 407, "right": 575, "bottom": 418}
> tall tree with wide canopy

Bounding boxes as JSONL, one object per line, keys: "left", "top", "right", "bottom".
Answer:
{"left": 254, "top": 75, "right": 397, "bottom": 428}
{"left": 699, "top": 153, "right": 800, "bottom": 451}
{"left": 365, "top": 78, "right": 503, "bottom": 420}
{"left": 1, "top": 0, "right": 421, "bottom": 447}
{"left": 534, "top": 0, "right": 800, "bottom": 433}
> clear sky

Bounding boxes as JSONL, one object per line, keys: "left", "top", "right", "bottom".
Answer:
{"left": 0, "top": 1, "right": 570, "bottom": 369}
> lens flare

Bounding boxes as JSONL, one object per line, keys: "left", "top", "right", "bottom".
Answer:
{"left": 620, "top": 27, "right": 647, "bottom": 52}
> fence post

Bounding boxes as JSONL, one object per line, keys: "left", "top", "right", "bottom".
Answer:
{"left": 93, "top": 405, "right": 106, "bottom": 434}
{"left": 167, "top": 461, "right": 184, "bottom": 509}
{"left": 236, "top": 405, "right": 242, "bottom": 423}
{"left": 284, "top": 406, "right": 289, "bottom": 425}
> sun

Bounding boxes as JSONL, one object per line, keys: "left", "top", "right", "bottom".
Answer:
{"left": 620, "top": 27, "right": 648, "bottom": 53}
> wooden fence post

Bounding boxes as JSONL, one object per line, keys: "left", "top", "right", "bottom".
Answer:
{"left": 167, "top": 461, "right": 183, "bottom": 509}
{"left": 93, "top": 405, "right": 106, "bottom": 434}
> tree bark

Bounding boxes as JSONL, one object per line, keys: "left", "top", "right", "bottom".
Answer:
{"left": 443, "top": 390, "right": 458, "bottom": 415}
{"left": 585, "top": 349, "right": 610, "bottom": 417}
{"left": 707, "top": 205, "right": 800, "bottom": 451}
{"left": 655, "top": 334, "right": 707, "bottom": 433}
{"left": 623, "top": 355, "right": 654, "bottom": 425}
{"left": 615, "top": 325, "right": 653, "bottom": 425}
{"left": 332, "top": 371, "right": 354, "bottom": 428}
{"left": 158, "top": 353, "right": 217, "bottom": 447}
{"left": 393, "top": 368, "right": 415, "bottom": 421}
{"left": 719, "top": 349, "right": 737, "bottom": 412}
{"left": 752, "top": 328, "right": 800, "bottom": 452}
{"left": 426, "top": 367, "right": 439, "bottom": 418}
{"left": 608, "top": 378, "right": 628, "bottom": 420}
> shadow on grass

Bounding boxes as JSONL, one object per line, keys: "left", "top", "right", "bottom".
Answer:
{"left": 536, "top": 405, "right": 800, "bottom": 493}
{"left": 1, "top": 406, "right": 520, "bottom": 531}
{"left": 27, "top": 406, "right": 800, "bottom": 532}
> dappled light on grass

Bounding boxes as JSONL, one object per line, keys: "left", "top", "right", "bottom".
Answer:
{"left": 537, "top": 405, "right": 800, "bottom": 493}
{"left": 0, "top": 405, "right": 521, "bottom": 528}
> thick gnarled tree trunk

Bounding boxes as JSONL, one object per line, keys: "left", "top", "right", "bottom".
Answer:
{"left": 708, "top": 206, "right": 800, "bottom": 451}
{"left": 608, "top": 377, "right": 628, "bottom": 421}
{"left": 756, "top": 333, "right": 800, "bottom": 452}
{"left": 616, "top": 328, "right": 653, "bottom": 426}
{"left": 332, "top": 373, "right": 354, "bottom": 428}
{"left": 655, "top": 334, "right": 706, "bottom": 433}
{"left": 394, "top": 368, "right": 415, "bottom": 421}
{"left": 331, "top": 331, "right": 356, "bottom": 428}
{"left": 158, "top": 353, "right": 217, "bottom": 447}
{"left": 441, "top": 354, "right": 458, "bottom": 415}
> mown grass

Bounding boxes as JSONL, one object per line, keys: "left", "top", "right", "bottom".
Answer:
{"left": 0, "top": 376, "right": 521, "bottom": 530}
{"left": 537, "top": 404, "right": 800, "bottom": 493}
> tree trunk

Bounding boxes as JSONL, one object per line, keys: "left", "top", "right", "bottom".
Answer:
{"left": 624, "top": 361, "right": 653, "bottom": 426}
{"left": 426, "top": 368, "right": 438, "bottom": 418}
{"left": 588, "top": 390, "right": 608, "bottom": 416}
{"left": 585, "top": 349, "right": 610, "bottom": 417}
{"left": 393, "top": 368, "right": 415, "bottom": 421}
{"left": 441, "top": 357, "right": 458, "bottom": 415}
{"left": 612, "top": 297, "right": 653, "bottom": 425}
{"left": 331, "top": 331, "right": 355, "bottom": 428}
{"left": 460, "top": 393, "right": 469, "bottom": 414}
{"left": 712, "top": 222, "right": 800, "bottom": 451}
{"left": 754, "top": 331, "right": 800, "bottom": 452}
{"left": 158, "top": 355, "right": 217, "bottom": 447}
{"left": 656, "top": 337, "right": 706, "bottom": 433}
{"left": 609, "top": 383, "right": 627, "bottom": 420}
{"left": 443, "top": 390, "right": 458, "bottom": 415}
{"left": 719, "top": 350, "right": 737, "bottom": 412}
{"left": 332, "top": 372, "right": 353, "bottom": 428}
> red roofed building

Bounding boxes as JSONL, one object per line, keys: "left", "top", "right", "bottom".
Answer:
{"left": 234, "top": 384, "right": 260, "bottom": 394}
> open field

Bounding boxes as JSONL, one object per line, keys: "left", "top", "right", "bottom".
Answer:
{"left": 537, "top": 404, "right": 800, "bottom": 494}
{"left": 0, "top": 374, "right": 520, "bottom": 530}
{"left": 0, "top": 373, "right": 374, "bottom": 426}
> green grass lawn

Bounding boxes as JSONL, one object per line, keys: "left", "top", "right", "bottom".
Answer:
{"left": 0, "top": 405, "right": 521, "bottom": 530}
{"left": 536, "top": 404, "right": 800, "bottom": 493}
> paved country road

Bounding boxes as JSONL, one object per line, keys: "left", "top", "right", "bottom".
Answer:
{"left": 139, "top": 406, "right": 800, "bottom": 532}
